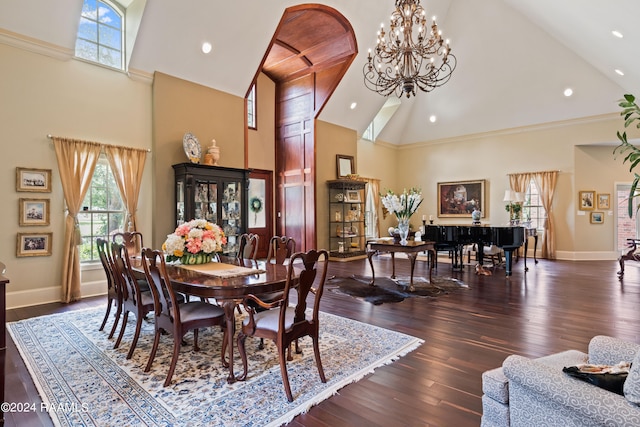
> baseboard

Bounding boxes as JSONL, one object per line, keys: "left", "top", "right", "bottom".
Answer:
{"left": 6, "top": 279, "right": 107, "bottom": 310}
{"left": 555, "top": 251, "right": 619, "bottom": 261}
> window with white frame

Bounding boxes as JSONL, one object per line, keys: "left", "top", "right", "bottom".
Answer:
{"left": 75, "top": 0, "right": 124, "bottom": 70}
{"left": 247, "top": 84, "right": 256, "bottom": 129}
{"left": 78, "top": 155, "right": 126, "bottom": 262}
{"left": 522, "top": 178, "right": 547, "bottom": 230}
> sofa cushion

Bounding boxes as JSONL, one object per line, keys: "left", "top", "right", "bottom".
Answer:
{"left": 624, "top": 350, "right": 640, "bottom": 405}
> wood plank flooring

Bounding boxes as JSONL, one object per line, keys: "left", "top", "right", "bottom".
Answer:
{"left": 3, "top": 256, "right": 640, "bottom": 426}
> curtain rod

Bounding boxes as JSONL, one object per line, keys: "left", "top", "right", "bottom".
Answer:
{"left": 47, "top": 134, "right": 151, "bottom": 153}
{"left": 507, "top": 170, "right": 560, "bottom": 176}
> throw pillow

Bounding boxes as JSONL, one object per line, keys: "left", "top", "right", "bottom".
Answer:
{"left": 563, "top": 362, "right": 630, "bottom": 395}
{"left": 624, "top": 351, "right": 640, "bottom": 405}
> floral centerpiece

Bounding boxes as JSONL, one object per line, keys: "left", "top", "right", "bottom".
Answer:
{"left": 381, "top": 188, "right": 423, "bottom": 244}
{"left": 162, "top": 219, "right": 227, "bottom": 265}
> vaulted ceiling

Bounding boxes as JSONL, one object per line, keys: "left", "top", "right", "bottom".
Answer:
{"left": 1, "top": 0, "right": 638, "bottom": 145}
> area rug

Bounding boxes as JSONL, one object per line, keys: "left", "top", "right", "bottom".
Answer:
{"left": 327, "top": 274, "right": 468, "bottom": 305}
{"left": 7, "top": 306, "right": 422, "bottom": 427}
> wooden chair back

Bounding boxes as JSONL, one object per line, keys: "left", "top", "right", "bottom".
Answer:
{"left": 237, "top": 233, "right": 259, "bottom": 260}
{"left": 266, "top": 236, "right": 296, "bottom": 265}
{"left": 110, "top": 241, "right": 142, "bottom": 305}
{"left": 113, "top": 231, "right": 144, "bottom": 258}
{"left": 141, "top": 248, "right": 181, "bottom": 324}
{"left": 96, "top": 237, "right": 117, "bottom": 295}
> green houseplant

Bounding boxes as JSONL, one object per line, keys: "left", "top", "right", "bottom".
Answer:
{"left": 613, "top": 94, "right": 640, "bottom": 217}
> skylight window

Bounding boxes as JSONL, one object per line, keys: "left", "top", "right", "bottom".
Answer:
{"left": 75, "top": 0, "right": 124, "bottom": 70}
{"left": 362, "top": 98, "right": 401, "bottom": 142}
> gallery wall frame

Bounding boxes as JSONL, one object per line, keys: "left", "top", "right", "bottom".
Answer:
{"left": 590, "top": 211, "right": 604, "bottom": 224}
{"left": 437, "top": 179, "right": 485, "bottom": 218}
{"left": 597, "top": 193, "right": 610, "bottom": 210}
{"left": 16, "top": 167, "right": 52, "bottom": 193}
{"left": 19, "top": 198, "right": 50, "bottom": 226}
{"left": 16, "top": 232, "right": 52, "bottom": 257}
{"left": 578, "top": 190, "right": 595, "bottom": 210}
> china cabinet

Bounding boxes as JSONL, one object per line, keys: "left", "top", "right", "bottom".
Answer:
{"left": 327, "top": 179, "right": 367, "bottom": 260}
{"left": 173, "top": 163, "right": 250, "bottom": 255}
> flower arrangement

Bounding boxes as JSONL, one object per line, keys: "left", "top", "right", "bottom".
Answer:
{"left": 381, "top": 188, "right": 423, "bottom": 220}
{"left": 162, "top": 219, "right": 227, "bottom": 264}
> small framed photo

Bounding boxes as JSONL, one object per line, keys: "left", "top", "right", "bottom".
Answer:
{"left": 590, "top": 212, "right": 604, "bottom": 224}
{"left": 346, "top": 189, "right": 361, "bottom": 202}
{"left": 17, "top": 232, "right": 53, "bottom": 257}
{"left": 19, "top": 198, "right": 50, "bottom": 226}
{"left": 16, "top": 167, "right": 52, "bottom": 193}
{"left": 597, "top": 193, "right": 610, "bottom": 210}
{"left": 578, "top": 190, "right": 595, "bottom": 210}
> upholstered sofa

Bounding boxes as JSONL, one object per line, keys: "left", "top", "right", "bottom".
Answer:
{"left": 481, "top": 336, "right": 640, "bottom": 426}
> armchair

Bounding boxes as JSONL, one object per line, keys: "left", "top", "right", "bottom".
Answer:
{"left": 481, "top": 336, "right": 640, "bottom": 427}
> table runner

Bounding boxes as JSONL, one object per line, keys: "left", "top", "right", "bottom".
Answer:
{"left": 177, "top": 261, "right": 265, "bottom": 278}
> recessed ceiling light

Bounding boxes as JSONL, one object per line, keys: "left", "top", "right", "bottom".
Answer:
{"left": 350, "top": 102, "right": 357, "bottom": 110}
{"left": 564, "top": 88, "right": 573, "bottom": 97}
{"left": 201, "top": 42, "right": 212, "bottom": 54}
{"left": 429, "top": 115, "right": 437, "bottom": 123}
{"left": 615, "top": 69, "right": 625, "bottom": 76}
{"left": 612, "top": 30, "right": 623, "bottom": 38}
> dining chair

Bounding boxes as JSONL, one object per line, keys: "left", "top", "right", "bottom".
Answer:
{"left": 111, "top": 241, "right": 156, "bottom": 359}
{"left": 253, "top": 236, "right": 296, "bottom": 350}
{"left": 113, "top": 231, "right": 144, "bottom": 257}
{"left": 96, "top": 237, "right": 122, "bottom": 339}
{"left": 237, "top": 233, "right": 259, "bottom": 260}
{"left": 113, "top": 231, "right": 150, "bottom": 293}
{"left": 266, "top": 236, "right": 296, "bottom": 265}
{"left": 141, "top": 248, "right": 227, "bottom": 387}
{"left": 237, "top": 248, "right": 329, "bottom": 402}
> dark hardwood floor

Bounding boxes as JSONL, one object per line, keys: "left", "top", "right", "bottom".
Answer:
{"left": 3, "top": 255, "right": 640, "bottom": 426}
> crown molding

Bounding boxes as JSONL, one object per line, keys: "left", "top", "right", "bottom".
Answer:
{"left": 397, "top": 112, "right": 621, "bottom": 150}
{"left": 127, "top": 67, "right": 154, "bottom": 85}
{"left": 0, "top": 28, "right": 73, "bottom": 61}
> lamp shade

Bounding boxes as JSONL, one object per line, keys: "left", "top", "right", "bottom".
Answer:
{"left": 503, "top": 190, "right": 514, "bottom": 202}
{"left": 515, "top": 192, "right": 525, "bottom": 203}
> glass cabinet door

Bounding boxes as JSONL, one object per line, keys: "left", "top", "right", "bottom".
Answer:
{"left": 221, "top": 181, "right": 242, "bottom": 254}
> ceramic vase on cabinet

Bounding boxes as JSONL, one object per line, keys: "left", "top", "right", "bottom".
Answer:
{"left": 208, "top": 139, "right": 220, "bottom": 166}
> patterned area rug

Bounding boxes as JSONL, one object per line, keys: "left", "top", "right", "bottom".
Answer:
{"left": 7, "top": 306, "right": 422, "bottom": 427}
{"left": 327, "top": 274, "right": 468, "bottom": 305}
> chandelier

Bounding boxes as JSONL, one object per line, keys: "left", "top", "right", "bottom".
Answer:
{"left": 363, "top": 0, "right": 457, "bottom": 98}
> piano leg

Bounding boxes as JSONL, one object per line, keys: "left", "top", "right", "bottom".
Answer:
{"left": 504, "top": 248, "right": 517, "bottom": 276}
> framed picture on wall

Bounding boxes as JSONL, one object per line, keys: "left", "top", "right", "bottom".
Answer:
{"left": 19, "top": 198, "right": 50, "bottom": 226}
{"left": 336, "top": 154, "right": 354, "bottom": 178}
{"left": 597, "top": 193, "right": 610, "bottom": 210}
{"left": 437, "top": 179, "right": 485, "bottom": 218}
{"left": 16, "top": 232, "right": 52, "bottom": 257}
{"left": 590, "top": 212, "right": 604, "bottom": 224}
{"left": 16, "top": 167, "right": 52, "bottom": 192}
{"left": 578, "top": 190, "right": 595, "bottom": 210}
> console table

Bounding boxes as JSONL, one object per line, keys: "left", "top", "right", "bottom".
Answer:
{"left": 367, "top": 240, "right": 435, "bottom": 291}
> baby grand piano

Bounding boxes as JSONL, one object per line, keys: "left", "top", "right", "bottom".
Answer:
{"left": 424, "top": 224, "right": 525, "bottom": 276}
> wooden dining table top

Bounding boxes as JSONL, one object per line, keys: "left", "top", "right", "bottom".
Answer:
{"left": 129, "top": 255, "right": 296, "bottom": 301}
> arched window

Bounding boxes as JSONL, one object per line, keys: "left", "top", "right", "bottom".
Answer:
{"left": 75, "top": 0, "right": 124, "bottom": 70}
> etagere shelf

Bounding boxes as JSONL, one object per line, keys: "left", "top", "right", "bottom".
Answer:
{"left": 327, "top": 179, "right": 367, "bottom": 261}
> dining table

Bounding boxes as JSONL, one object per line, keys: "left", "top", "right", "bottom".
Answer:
{"left": 130, "top": 255, "right": 297, "bottom": 383}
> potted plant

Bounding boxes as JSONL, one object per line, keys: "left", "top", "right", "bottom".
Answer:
{"left": 613, "top": 94, "right": 640, "bottom": 217}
